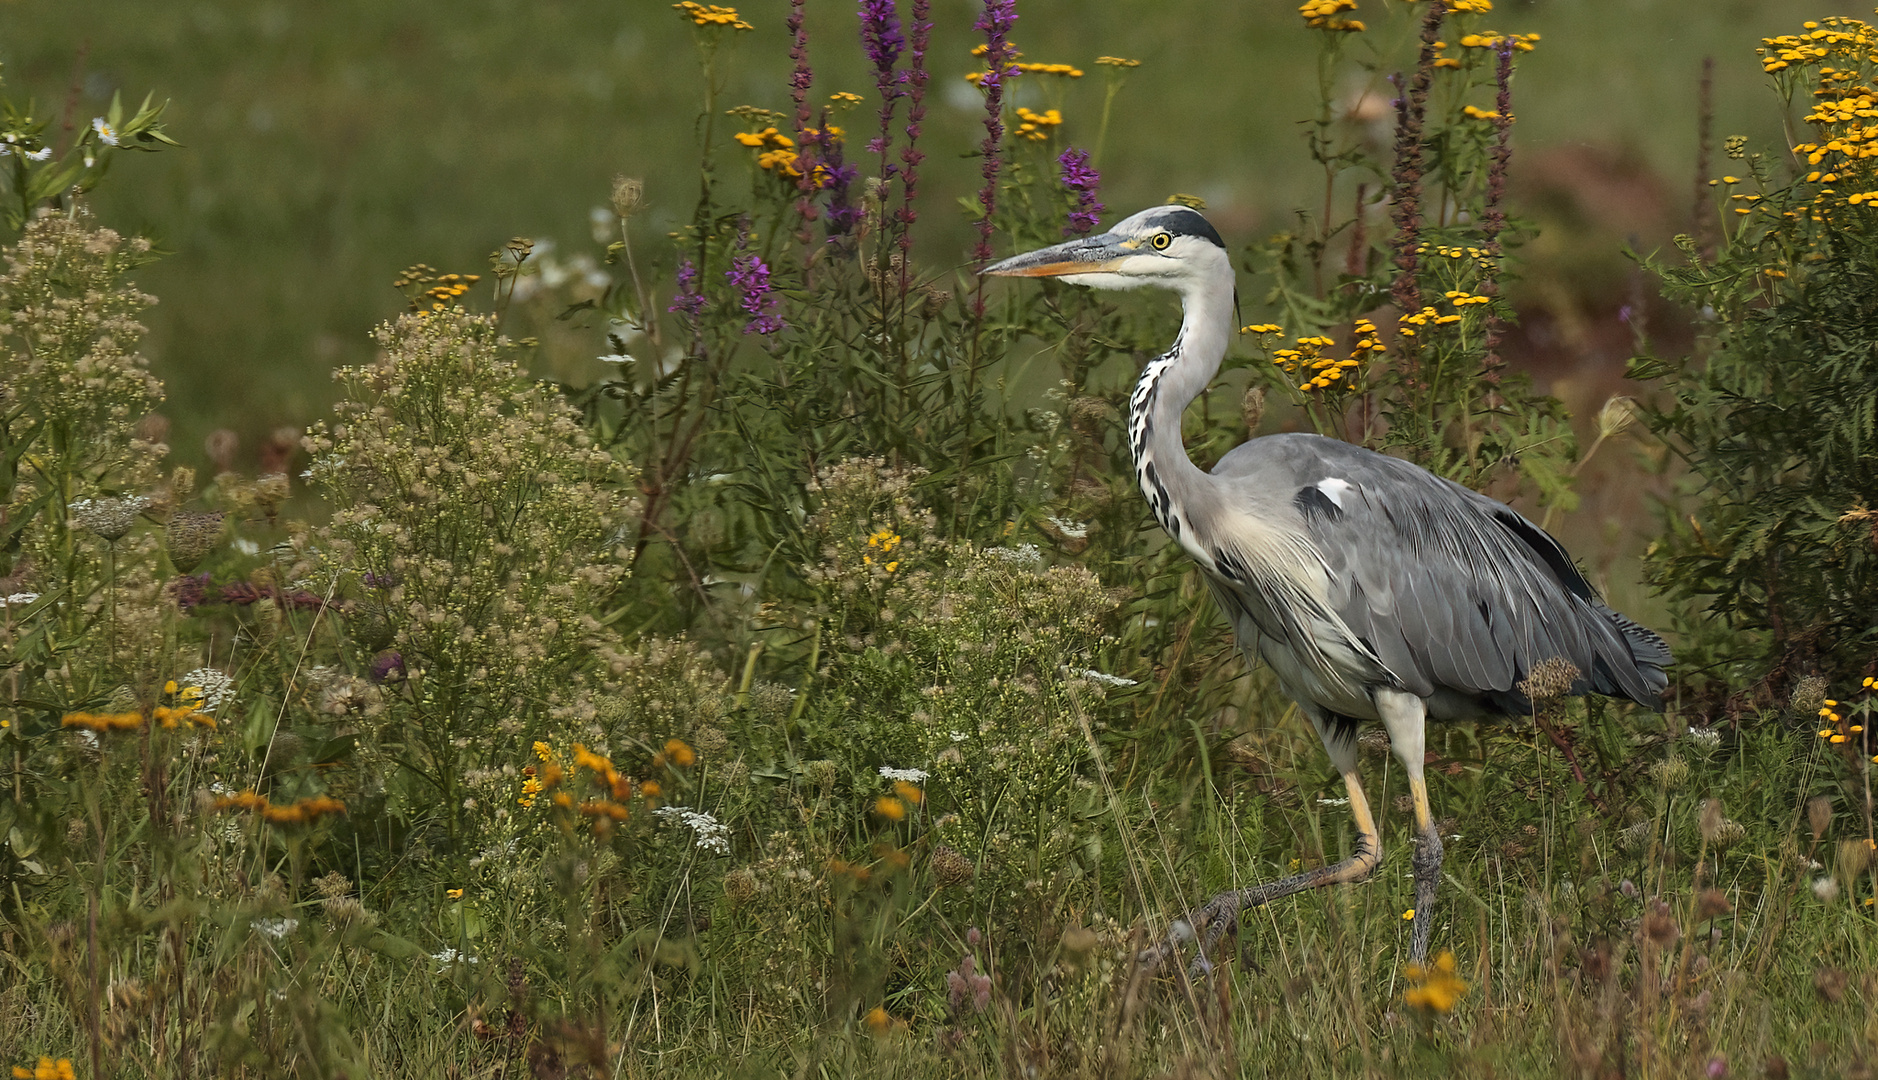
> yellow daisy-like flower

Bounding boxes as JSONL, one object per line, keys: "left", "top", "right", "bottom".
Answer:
{"left": 1404, "top": 951, "right": 1469, "bottom": 1014}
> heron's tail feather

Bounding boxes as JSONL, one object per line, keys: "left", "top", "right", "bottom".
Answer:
{"left": 1589, "top": 603, "right": 1672, "bottom": 706}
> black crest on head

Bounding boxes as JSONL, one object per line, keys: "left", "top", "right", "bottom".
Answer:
{"left": 1148, "top": 205, "right": 1227, "bottom": 250}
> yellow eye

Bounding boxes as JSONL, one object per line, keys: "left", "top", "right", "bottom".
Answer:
{"left": 1151, "top": 233, "right": 1172, "bottom": 250}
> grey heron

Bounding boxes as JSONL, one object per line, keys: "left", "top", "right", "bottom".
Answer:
{"left": 984, "top": 205, "right": 1671, "bottom": 967}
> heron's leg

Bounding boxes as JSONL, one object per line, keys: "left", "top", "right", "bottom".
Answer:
{"left": 1157, "top": 708, "right": 1382, "bottom": 972}
{"left": 1377, "top": 688, "right": 1442, "bottom": 962}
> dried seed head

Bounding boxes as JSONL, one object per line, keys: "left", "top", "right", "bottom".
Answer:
{"left": 610, "top": 176, "right": 646, "bottom": 219}
{"left": 1242, "top": 385, "right": 1266, "bottom": 434}
{"left": 1694, "top": 888, "right": 1731, "bottom": 922}
{"left": 205, "top": 428, "right": 240, "bottom": 473}
{"left": 1519, "top": 657, "right": 1580, "bottom": 704}
{"left": 722, "top": 867, "right": 758, "bottom": 906}
{"left": 1835, "top": 837, "right": 1875, "bottom": 879}
{"left": 1649, "top": 756, "right": 1689, "bottom": 791}
{"left": 313, "top": 872, "right": 353, "bottom": 899}
{"left": 804, "top": 758, "right": 837, "bottom": 797}
{"left": 1813, "top": 966, "right": 1848, "bottom": 1003}
{"left": 1789, "top": 675, "right": 1828, "bottom": 718}
{"left": 70, "top": 495, "right": 150, "bottom": 542}
{"left": 1710, "top": 819, "right": 1746, "bottom": 850}
{"left": 931, "top": 844, "right": 976, "bottom": 888}
{"left": 1698, "top": 798, "right": 1725, "bottom": 844}
{"left": 1640, "top": 900, "right": 1679, "bottom": 947}
{"left": 1595, "top": 395, "right": 1638, "bottom": 440}
{"left": 1807, "top": 795, "right": 1833, "bottom": 842}
{"left": 165, "top": 510, "right": 225, "bottom": 572}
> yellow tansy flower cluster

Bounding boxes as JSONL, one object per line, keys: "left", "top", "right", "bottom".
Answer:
{"left": 1446, "top": 0, "right": 1492, "bottom": 13}
{"left": 1013, "top": 106, "right": 1063, "bottom": 141}
{"left": 1299, "top": 0, "right": 1364, "bottom": 33}
{"left": 1462, "top": 105, "right": 1501, "bottom": 121}
{"left": 1759, "top": 18, "right": 1872, "bottom": 74}
{"left": 419, "top": 274, "right": 478, "bottom": 312}
{"left": 1458, "top": 31, "right": 1538, "bottom": 51}
{"left": 1094, "top": 56, "right": 1141, "bottom": 68}
{"left": 214, "top": 790, "right": 347, "bottom": 825}
{"left": 1266, "top": 323, "right": 1381, "bottom": 393}
{"left": 13, "top": 1058, "right": 76, "bottom": 1080}
{"left": 1397, "top": 305, "right": 1463, "bottom": 338}
{"left": 1403, "top": 950, "right": 1469, "bottom": 1013}
{"left": 1443, "top": 289, "right": 1493, "bottom": 306}
{"left": 1016, "top": 62, "right": 1083, "bottom": 78}
{"left": 673, "top": 2, "right": 752, "bottom": 30}
{"left": 829, "top": 91, "right": 864, "bottom": 106}
{"left": 735, "top": 126, "right": 801, "bottom": 176}
{"left": 863, "top": 527, "right": 903, "bottom": 572}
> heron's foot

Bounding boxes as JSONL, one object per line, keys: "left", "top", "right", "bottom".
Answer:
{"left": 1136, "top": 849, "right": 1382, "bottom": 980}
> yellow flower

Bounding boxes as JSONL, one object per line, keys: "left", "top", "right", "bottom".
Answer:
{"left": 1403, "top": 950, "right": 1469, "bottom": 1014}
{"left": 830, "top": 91, "right": 863, "bottom": 105}
{"left": 875, "top": 796, "right": 906, "bottom": 821}
{"left": 864, "top": 1005, "right": 892, "bottom": 1033}
{"left": 1095, "top": 56, "right": 1141, "bottom": 68}
{"left": 893, "top": 780, "right": 923, "bottom": 804}
{"left": 164, "top": 680, "right": 178, "bottom": 693}
{"left": 1462, "top": 105, "right": 1501, "bottom": 121}
{"left": 534, "top": 740, "right": 554, "bottom": 761}
{"left": 447, "top": 888, "right": 464, "bottom": 899}
{"left": 673, "top": 2, "right": 752, "bottom": 30}
{"left": 1402, "top": 908, "right": 1416, "bottom": 920}
{"left": 664, "top": 738, "right": 697, "bottom": 767}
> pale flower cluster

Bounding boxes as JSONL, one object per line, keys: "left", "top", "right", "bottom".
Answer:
{"left": 654, "top": 804, "right": 732, "bottom": 854}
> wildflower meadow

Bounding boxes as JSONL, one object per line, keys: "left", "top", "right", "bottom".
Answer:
{"left": 1, "top": 0, "right": 1876, "bottom": 1077}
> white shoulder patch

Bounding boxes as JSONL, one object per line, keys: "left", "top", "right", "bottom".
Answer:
{"left": 1315, "top": 477, "right": 1353, "bottom": 508}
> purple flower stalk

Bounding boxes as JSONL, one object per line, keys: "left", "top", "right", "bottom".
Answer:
{"left": 896, "top": 0, "right": 931, "bottom": 262}
{"left": 668, "top": 258, "right": 707, "bottom": 319}
{"left": 1057, "top": 146, "right": 1103, "bottom": 236}
{"left": 972, "top": 0, "right": 1019, "bottom": 268}
{"left": 860, "top": 0, "right": 906, "bottom": 186}
{"left": 727, "top": 252, "right": 784, "bottom": 335}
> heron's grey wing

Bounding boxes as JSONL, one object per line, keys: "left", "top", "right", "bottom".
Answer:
{"left": 1220, "top": 435, "right": 1670, "bottom": 710}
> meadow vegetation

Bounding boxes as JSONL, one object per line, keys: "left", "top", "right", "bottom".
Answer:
{"left": 1, "top": 1, "right": 1876, "bottom": 1077}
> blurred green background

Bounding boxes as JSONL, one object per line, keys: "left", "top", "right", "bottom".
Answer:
{"left": 0, "top": 0, "right": 1859, "bottom": 472}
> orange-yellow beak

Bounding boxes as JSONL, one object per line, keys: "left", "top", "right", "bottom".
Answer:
{"left": 981, "top": 233, "right": 1129, "bottom": 278}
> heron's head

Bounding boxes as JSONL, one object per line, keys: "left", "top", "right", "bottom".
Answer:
{"left": 981, "top": 205, "right": 1230, "bottom": 293}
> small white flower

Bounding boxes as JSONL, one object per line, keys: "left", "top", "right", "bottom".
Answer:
{"left": 1045, "top": 514, "right": 1090, "bottom": 539}
{"left": 1, "top": 592, "right": 41, "bottom": 607}
{"left": 24, "top": 146, "right": 50, "bottom": 162}
{"left": 251, "top": 917, "right": 299, "bottom": 940}
{"left": 431, "top": 947, "right": 479, "bottom": 966}
{"left": 948, "top": 730, "right": 968, "bottom": 743}
{"left": 1813, "top": 876, "right": 1840, "bottom": 902}
{"left": 1316, "top": 796, "right": 1350, "bottom": 807}
{"left": 1081, "top": 670, "right": 1137, "bottom": 687}
{"left": 232, "top": 538, "right": 260, "bottom": 555}
{"left": 987, "top": 544, "right": 1042, "bottom": 567}
{"left": 1686, "top": 726, "right": 1721, "bottom": 750}
{"left": 654, "top": 805, "right": 731, "bottom": 854}
{"left": 878, "top": 766, "right": 929, "bottom": 784}
{"left": 598, "top": 353, "right": 636, "bottom": 364}
{"left": 92, "top": 117, "right": 119, "bottom": 146}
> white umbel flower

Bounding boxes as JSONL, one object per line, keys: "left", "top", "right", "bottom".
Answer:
{"left": 654, "top": 805, "right": 731, "bottom": 854}
{"left": 878, "top": 766, "right": 929, "bottom": 784}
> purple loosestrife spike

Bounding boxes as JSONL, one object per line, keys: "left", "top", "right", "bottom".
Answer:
{"left": 1057, "top": 146, "right": 1103, "bottom": 235}
{"left": 971, "top": 0, "right": 1018, "bottom": 269}
{"left": 860, "top": 0, "right": 905, "bottom": 175}
{"left": 727, "top": 252, "right": 784, "bottom": 335}
{"left": 896, "top": 0, "right": 931, "bottom": 263}
{"left": 788, "top": 0, "right": 825, "bottom": 237}
{"left": 668, "top": 258, "right": 707, "bottom": 318}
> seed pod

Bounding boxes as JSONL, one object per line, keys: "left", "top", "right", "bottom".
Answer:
{"left": 932, "top": 845, "right": 976, "bottom": 888}
{"left": 165, "top": 511, "right": 225, "bottom": 572}
{"left": 1807, "top": 795, "right": 1833, "bottom": 842}
{"left": 1242, "top": 386, "right": 1266, "bottom": 434}
{"left": 70, "top": 495, "right": 149, "bottom": 542}
{"left": 610, "top": 176, "right": 646, "bottom": 219}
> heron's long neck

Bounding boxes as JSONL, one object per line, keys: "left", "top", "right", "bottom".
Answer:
{"left": 1128, "top": 272, "right": 1234, "bottom": 545}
